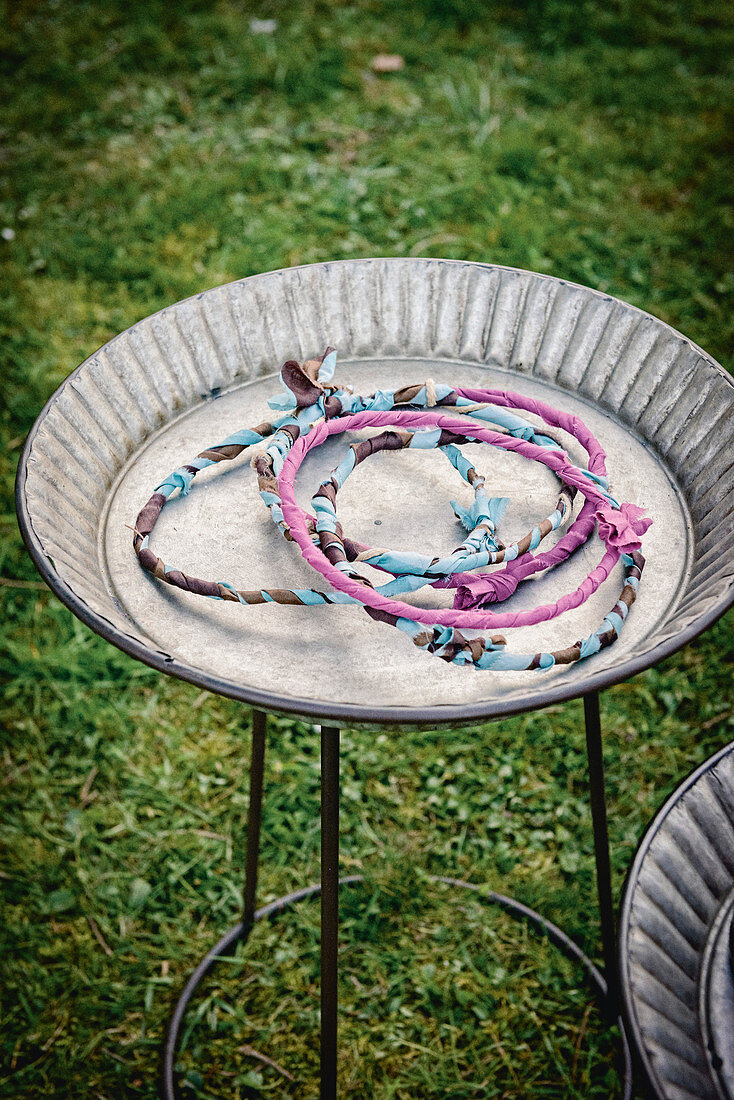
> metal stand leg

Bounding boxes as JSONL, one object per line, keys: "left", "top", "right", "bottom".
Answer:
{"left": 320, "top": 726, "right": 340, "bottom": 1100}
{"left": 584, "top": 690, "right": 620, "bottom": 1019}
{"left": 242, "top": 709, "right": 267, "bottom": 932}
{"left": 160, "top": 709, "right": 267, "bottom": 1100}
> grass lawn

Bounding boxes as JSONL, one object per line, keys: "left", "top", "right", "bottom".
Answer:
{"left": 2, "top": 1, "right": 733, "bottom": 1096}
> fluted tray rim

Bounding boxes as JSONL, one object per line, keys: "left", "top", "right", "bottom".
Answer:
{"left": 53, "top": 257, "right": 734, "bottom": 380}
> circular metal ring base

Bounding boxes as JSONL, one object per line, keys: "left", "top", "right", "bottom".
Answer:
{"left": 160, "top": 875, "right": 633, "bottom": 1099}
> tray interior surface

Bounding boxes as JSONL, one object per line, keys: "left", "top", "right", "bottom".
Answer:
{"left": 100, "top": 357, "right": 689, "bottom": 711}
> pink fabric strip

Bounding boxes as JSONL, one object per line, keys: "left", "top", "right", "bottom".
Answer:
{"left": 346, "top": 385, "right": 610, "bottom": 608}
{"left": 278, "top": 408, "right": 621, "bottom": 629}
{"left": 456, "top": 386, "right": 608, "bottom": 476}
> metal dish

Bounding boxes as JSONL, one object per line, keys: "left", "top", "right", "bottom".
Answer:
{"left": 16, "top": 258, "right": 734, "bottom": 726}
{"left": 620, "top": 741, "right": 734, "bottom": 1100}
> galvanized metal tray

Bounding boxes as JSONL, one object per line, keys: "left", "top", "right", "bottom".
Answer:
{"left": 620, "top": 741, "right": 734, "bottom": 1100}
{"left": 16, "top": 259, "right": 734, "bottom": 726}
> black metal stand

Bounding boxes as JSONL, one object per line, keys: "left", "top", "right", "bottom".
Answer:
{"left": 320, "top": 726, "right": 340, "bottom": 1100}
{"left": 160, "top": 709, "right": 268, "bottom": 1099}
{"left": 160, "top": 698, "right": 631, "bottom": 1099}
{"left": 584, "top": 690, "right": 620, "bottom": 1020}
{"left": 242, "top": 709, "right": 267, "bottom": 935}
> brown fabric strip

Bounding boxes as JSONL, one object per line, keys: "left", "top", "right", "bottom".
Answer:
{"left": 551, "top": 645, "right": 582, "bottom": 665}
{"left": 198, "top": 444, "right": 245, "bottom": 461}
{"left": 135, "top": 492, "right": 167, "bottom": 538}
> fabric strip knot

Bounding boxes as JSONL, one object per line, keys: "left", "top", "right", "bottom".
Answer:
{"left": 595, "top": 501, "right": 652, "bottom": 554}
